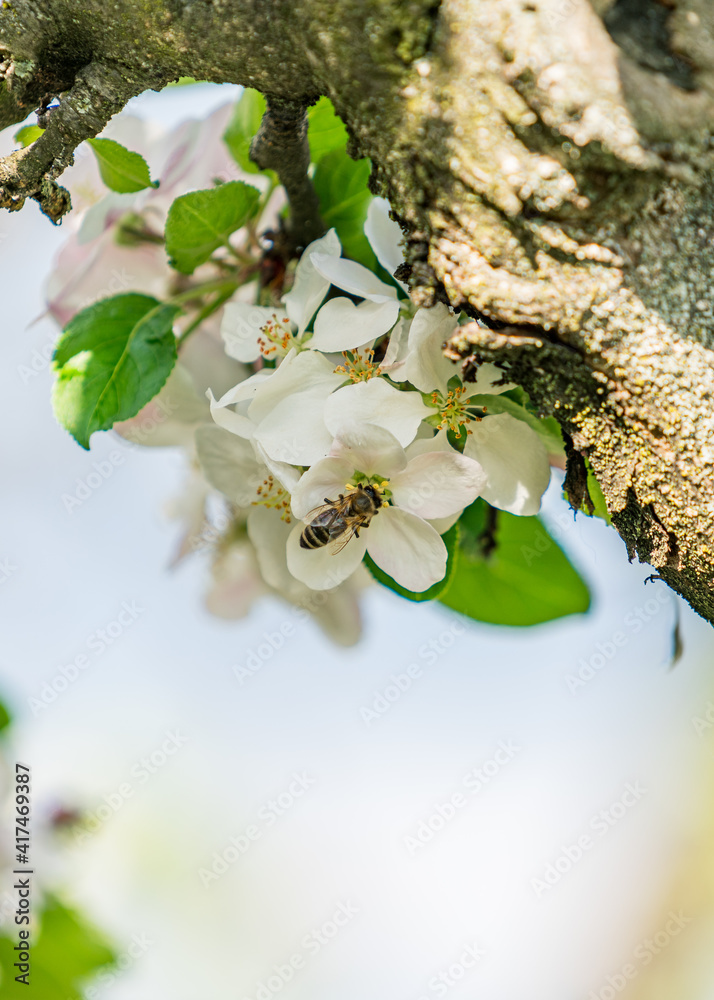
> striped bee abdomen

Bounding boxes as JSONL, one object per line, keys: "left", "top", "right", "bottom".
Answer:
{"left": 300, "top": 523, "right": 332, "bottom": 549}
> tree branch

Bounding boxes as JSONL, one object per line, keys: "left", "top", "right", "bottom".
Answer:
{"left": 0, "top": 60, "right": 156, "bottom": 221}
{"left": 249, "top": 96, "right": 324, "bottom": 250}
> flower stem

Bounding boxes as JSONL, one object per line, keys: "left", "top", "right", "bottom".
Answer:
{"left": 169, "top": 279, "right": 237, "bottom": 307}
{"left": 177, "top": 285, "right": 236, "bottom": 346}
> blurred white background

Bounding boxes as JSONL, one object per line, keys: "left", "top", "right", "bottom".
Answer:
{"left": 1, "top": 85, "right": 714, "bottom": 1000}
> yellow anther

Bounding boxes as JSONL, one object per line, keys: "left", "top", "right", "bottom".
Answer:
{"left": 251, "top": 474, "right": 292, "bottom": 522}
{"left": 257, "top": 314, "right": 296, "bottom": 359}
{"left": 333, "top": 348, "right": 383, "bottom": 382}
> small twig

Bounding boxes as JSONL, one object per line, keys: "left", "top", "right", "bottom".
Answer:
{"left": 177, "top": 286, "right": 236, "bottom": 347}
{"left": 169, "top": 278, "right": 238, "bottom": 308}
{"left": 249, "top": 95, "right": 324, "bottom": 250}
{"left": 0, "top": 61, "right": 158, "bottom": 223}
{"left": 117, "top": 223, "right": 165, "bottom": 245}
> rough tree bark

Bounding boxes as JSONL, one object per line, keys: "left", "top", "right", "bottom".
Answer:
{"left": 2, "top": 0, "right": 714, "bottom": 621}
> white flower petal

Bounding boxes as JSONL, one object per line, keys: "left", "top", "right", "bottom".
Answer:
{"left": 390, "top": 451, "right": 486, "bottom": 519}
{"left": 207, "top": 388, "right": 256, "bottom": 438}
{"left": 311, "top": 584, "right": 363, "bottom": 646}
{"left": 381, "top": 316, "right": 410, "bottom": 374}
{"left": 247, "top": 349, "right": 343, "bottom": 424}
{"left": 205, "top": 544, "right": 263, "bottom": 619}
{"left": 365, "top": 197, "right": 406, "bottom": 287}
{"left": 464, "top": 412, "right": 551, "bottom": 515}
{"left": 311, "top": 253, "right": 398, "bottom": 302}
{"left": 310, "top": 297, "right": 400, "bottom": 352}
{"left": 325, "top": 378, "right": 430, "bottom": 449}
{"left": 290, "top": 458, "right": 356, "bottom": 520}
{"left": 253, "top": 440, "right": 302, "bottom": 495}
{"left": 404, "top": 303, "right": 461, "bottom": 393}
{"left": 206, "top": 366, "right": 274, "bottom": 438}
{"left": 286, "top": 523, "right": 366, "bottom": 590}
{"left": 462, "top": 361, "right": 513, "bottom": 396}
{"left": 247, "top": 507, "right": 295, "bottom": 591}
{"left": 210, "top": 368, "right": 272, "bottom": 407}
{"left": 78, "top": 192, "right": 137, "bottom": 245}
{"left": 254, "top": 388, "right": 336, "bottom": 465}
{"left": 282, "top": 228, "right": 341, "bottom": 331}
{"left": 195, "top": 425, "right": 262, "bottom": 506}
{"left": 179, "top": 319, "right": 248, "bottom": 399}
{"left": 427, "top": 511, "right": 462, "bottom": 534}
{"left": 405, "top": 427, "right": 451, "bottom": 458}
{"left": 330, "top": 424, "right": 407, "bottom": 477}
{"left": 221, "top": 302, "right": 291, "bottom": 363}
{"left": 366, "top": 506, "right": 447, "bottom": 591}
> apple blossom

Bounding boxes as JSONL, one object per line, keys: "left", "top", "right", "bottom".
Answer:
{"left": 220, "top": 229, "right": 341, "bottom": 362}
{"left": 382, "top": 302, "right": 552, "bottom": 515}
{"left": 309, "top": 252, "right": 401, "bottom": 352}
{"left": 219, "top": 218, "right": 406, "bottom": 364}
{"left": 463, "top": 413, "right": 551, "bottom": 516}
{"left": 286, "top": 425, "right": 486, "bottom": 592}
{"left": 208, "top": 347, "right": 431, "bottom": 465}
{"left": 194, "top": 425, "right": 362, "bottom": 642}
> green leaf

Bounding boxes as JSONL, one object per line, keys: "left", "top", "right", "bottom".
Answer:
{"left": 582, "top": 457, "right": 612, "bottom": 524}
{"left": 165, "top": 76, "right": 203, "bottom": 87}
{"left": 223, "top": 88, "right": 266, "bottom": 174}
{"left": 364, "top": 524, "right": 459, "bottom": 602}
{"left": 0, "top": 698, "right": 11, "bottom": 733}
{"left": 86, "top": 138, "right": 156, "bottom": 193}
{"left": 314, "top": 148, "right": 375, "bottom": 268}
{"left": 0, "top": 894, "right": 115, "bottom": 999}
{"left": 468, "top": 392, "right": 564, "bottom": 456}
{"left": 14, "top": 124, "right": 44, "bottom": 147}
{"left": 52, "top": 293, "right": 179, "bottom": 449}
{"left": 307, "top": 97, "right": 349, "bottom": 163}
{"left": 165, "top": 181, "right": 260, "bottom": 273}
{"left": 439, "top": 499, "right": 590, "bottom": 626}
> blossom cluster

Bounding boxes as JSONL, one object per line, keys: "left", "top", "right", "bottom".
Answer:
{"left": 44, "top": 101, "right": 552, "bottom": 642}
{"left": 207, "top": 213, "right": 551, "bottom": 596}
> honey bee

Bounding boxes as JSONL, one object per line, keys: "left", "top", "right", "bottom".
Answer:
{"left": 300, "top": 484, "right": 384, "bottom": 553}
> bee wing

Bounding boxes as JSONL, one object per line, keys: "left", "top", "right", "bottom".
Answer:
{"left": 330, "top": 526, "right": 358, "bottom": 555}
{"left": 303, "top": 501, "right": 335, "bottom": 522}
{"left": 303, "top": 495, "right": 351, "bottom": 524}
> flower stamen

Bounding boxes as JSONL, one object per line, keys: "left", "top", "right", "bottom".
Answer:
{"left": 346, "top": 474, "right": 392, "bottom": 505}
{"left": 256, "top": 315, "right": 295, "bottom": 359}
{"left": 334, "top": 349, "right": 383, "bottom": 382}
{"left": 252, "top": 475, "right": 292, "bottom": 523}
{"left": 430, "top": 385, "right": 479, "bottom": 438}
